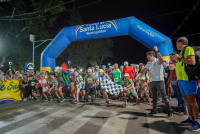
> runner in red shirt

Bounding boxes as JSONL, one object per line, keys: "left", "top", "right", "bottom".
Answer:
{"left": 123, "top": 61, "right": 135, "bottom": 80}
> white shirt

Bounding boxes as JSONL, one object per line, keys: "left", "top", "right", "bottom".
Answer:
{"left": 145, "top": 58, "right": 164, "bottom": 82}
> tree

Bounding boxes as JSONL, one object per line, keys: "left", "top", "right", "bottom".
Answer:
{"left": 0, "top": 0, "right": 66, "bottom": 71}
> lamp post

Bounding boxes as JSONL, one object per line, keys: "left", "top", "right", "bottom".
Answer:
{"left": 30, "top": 34, "right": 52, "bottom": 72}
{"left": 30, "top": 35, "right": 35, "bottom": 72}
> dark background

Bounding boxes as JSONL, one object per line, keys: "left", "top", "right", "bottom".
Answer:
{"left": 52, "top": 0, "right": 200, "bottom": 65}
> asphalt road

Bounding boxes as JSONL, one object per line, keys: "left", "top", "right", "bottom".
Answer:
{"left": 0, "top": 98, "right": 199, "bottom": 134}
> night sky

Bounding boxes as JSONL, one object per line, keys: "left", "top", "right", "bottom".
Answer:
{"left": 52, "top": 0, "right": 200, "bottom": 66}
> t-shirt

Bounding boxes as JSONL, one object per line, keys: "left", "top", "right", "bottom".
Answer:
{"left": 175, "top": 46, "right": 195, "bottom": 81}
{"left": 37, "top": 78, "right": 42, "bottom": 87}
{"left": 97, "top": 74, "right": 110, "bottom": 83}
{"left": 93, "top": 72, "right": 99, "bottom": 78}
{"left": 51, "top": 78, "right": 59, "bottom": 89}
{"left": 124, "top": 79, "right": 133, "bottom": 90}
{"left": 39, "top": 79, "right": 48, "bottom": 90}
{"left": 58, "top": 71, "right": 68, "bottom": 85}
{"left": 112, "top": 69, "right": 122, "bottom": 83}
{"left": 28, "top": 80, "right": 38, "bottom": 89}
{"left": 0, "top": 75, "right": 5, "bottom": 80}
{"left": 75, "top": 75, "right": 83, "bottom": 84}
{"left": 145, "top": 58, "right": 164, "bottom": 82}
{"left": 123, "top": 66, "right": 134, "bottom": 80}
{"left": 170, "top": 62, "right": 177, "bottom": 81}
{"left": 13, "top": 75, "right": 22, "bottom": 80}
{"left": 84, "top": 74, "right": 97, "bottom": 89}
{"left": 22, "top": 78, "right": 28, "bottom": 88}
{"left": 164, "top": 66, "right": 170, "bottom": 81}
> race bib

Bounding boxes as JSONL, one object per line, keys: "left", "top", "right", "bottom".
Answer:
{"left": 87, "top": 78, "right": 93, "bottom": 84}
{"left": 114, "top": 78, "right": 119, "bottom": 82}
{"left": 164, "top": 73, "right": 168, "bottom": 78}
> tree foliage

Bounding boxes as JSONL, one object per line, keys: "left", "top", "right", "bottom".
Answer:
{"left": 0, "top": 0, "right": 66, "bottom": 71}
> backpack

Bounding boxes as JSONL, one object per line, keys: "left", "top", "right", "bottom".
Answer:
{"left": 181, "top": 46, "right": 200, "bottom": 80}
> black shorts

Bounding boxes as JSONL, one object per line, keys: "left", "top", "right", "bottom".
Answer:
{"left": 86, "top": 87, "right": 96, "bottom": 94}
{"left": 96, "top": 85, "right": 101, "bottom": 91}
{"left": 32, "top": 88, "right": 37, "bottom": 93}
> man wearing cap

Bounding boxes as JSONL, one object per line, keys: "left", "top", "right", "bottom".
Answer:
{"left": 135, "top": 46, "right": 173, "bottom": 119}
{"left": 102, "top": 65, "right": 107, "bottom": 73}
{"left": 112, "top": 63, "right": 123, "bottom": 86}
{"left": 123, "top": 61, "right": 135, "bottom": 81}
{"left": 97, "top": 69, "right": 110, "bottom": 105}
{"left": 169, "top": 52, "right": 186, "bottom": 115}
{"left": 84, "top": 69, "right": 98, "bottom": 103}
{"left": 55, "top": 66, "right": 68, "bottom": 102}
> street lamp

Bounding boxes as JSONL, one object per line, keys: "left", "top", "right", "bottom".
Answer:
{"left": 108, "top": 62, "right": 111, "bottom": 66}
{"left": 30, "top": 34, "right": 52, "bottom": 72}
{"left": 9, "top": 61, "right": 12, "bottom": 70}
{"left": 30, "top": 34, "right": 35, "bottom": 72}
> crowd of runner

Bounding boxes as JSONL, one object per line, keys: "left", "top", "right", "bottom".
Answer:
{"left": 1, "top": 37, "right": 200, "bottom": 131}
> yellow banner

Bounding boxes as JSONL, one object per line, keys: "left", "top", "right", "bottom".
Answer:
{"left": 0, "top": 80, "right": 22, "bottom": 104}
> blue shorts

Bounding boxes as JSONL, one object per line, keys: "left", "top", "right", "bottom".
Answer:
{"left": 87, "top": 88, "right": 96, "bottom": 94}
{"left": 77, "top": 83, "right": 84, "bottom": 90}
{"left": 178, "top": 80, "right": 197, "bottom": 95}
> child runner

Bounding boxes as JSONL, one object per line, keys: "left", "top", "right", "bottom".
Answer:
{"left": 122, "top": 73, "right": 139, "bottom": 107}
{"left": 22, "top": 74, "right": 29, "bottom": 101}
{"left": 39, "top": 74, "right": 48, "bottom": 101}
{"left": 69, "top": 68, "right": 76, "bottom": 101}
{"left": 74, "top": 71, "right": 84, "bottom": 104}
{"left": 28, "top": 74, "right": 39, "bottom": 100}
{"left": 138, "top": 76, "right": 151, "bottom": 105}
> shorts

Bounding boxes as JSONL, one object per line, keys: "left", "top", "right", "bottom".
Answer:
{"left": 96, "top": 85, "right": 101, "bottom": 91}
{"left": 59, "top": 84, "right": 68, "bottom": 89}
{"left": 86, "top": 87, "right": 96, "bottom": 94}
{"left": 32, "top": 88, "right": 37, "bottom": 93}
{"left": 126, "top": 89, "right": 137, "bottom": 97}
{"left": 178, "top": 80, "right": 197, "bottom": 96}
{"left": 77, "top": 83, "right": 84, "bottom": 90}
{"left": 38, "top": 87, "right": 42, "bottom": 91}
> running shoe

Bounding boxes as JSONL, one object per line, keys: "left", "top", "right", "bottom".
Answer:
{"left": 157, "top": 99, "right": 160, "bottom": 104}
{"left": 166, "top": 112, "right": 173, "bottom": 120}
{"left": 148, "top": 110, "right": 158, "bottom": 115}
{"left": 44, "top": 99, "right": 48, "bottom": 102}
{"left": 105, "top": 101, "right": 110, "bottom": 105}
{"left": 180, "top": 117, "right": 194, "bottom": 125}
{"left": 148, "top": 101, "right": 151, "bottom": 105}
{"left": 189, "top": 121, "right": 200, "bottom": 131}
{"left": 23, "top": 98, "right": 27, "bottom": 101}
{"left": 60, "top": 98, "right": 65, "bottom": 103}
{"left": 97, "top": 93, "right": 101, "bottom": 98}
{"left": 74, "top": 100, "right": 79, "bottom": 104}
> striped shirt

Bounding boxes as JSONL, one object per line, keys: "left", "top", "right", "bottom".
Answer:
{"left": 97, "top": 74, "right": 110, "bottom": 83}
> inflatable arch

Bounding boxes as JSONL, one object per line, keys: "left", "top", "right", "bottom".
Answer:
{"left": 41, "top": 16, "right": 173, "bottom": 71}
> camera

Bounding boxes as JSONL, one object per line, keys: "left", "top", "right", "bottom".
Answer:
{"left": 9, "top": 62, "right": 12, "bottom": 65}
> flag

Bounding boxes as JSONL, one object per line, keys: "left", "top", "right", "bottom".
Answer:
{"left": 61, "top": 62, "right": 68, "bottom": 72}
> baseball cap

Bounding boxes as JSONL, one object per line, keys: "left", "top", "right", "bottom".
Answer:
{"left": 120, "top": 65, "right": 124, "bottom": 68}
{"left": 70, "top": 68, "right": 74, "bottom": 72}
{"left": 124, "top": 61, "right": 128, "bottom": 65}
{"left": 40, "top": 74, "right": 44, "bottom": 77}
{"left": 96, "top": 66, "right": 99, "bottom": 68}
{"left": 109, "top": 66, "right": 112, "bottom": 69}
{"left": 130, "top": 64, "right": 134, "bottom": 66}
{"left": 87, "top": 69, "right": 92, "bottom": 73}
{"left": 59, "top": 67, "right": 63, "bottom": 70}
{"left": 136, "top": 65, "right": 139, "bottom": 67}
{"left": 55, "top": 66, "right": 60, "bottom": 72}
{"left": 102, "top": 65, "right": 106, "bottom": 68}
{"left": 124, "top": 73, "right": 129, "bottom": 77}
{"left": 99, "top": 69, "right": 104, "bottom": 73}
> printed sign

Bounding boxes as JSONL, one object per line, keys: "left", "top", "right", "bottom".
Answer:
{"left": 0, "top": 80, "right": 22, "bottom": 104}
{"left": 75, "top": 20, "right": 119, "bottom": 37}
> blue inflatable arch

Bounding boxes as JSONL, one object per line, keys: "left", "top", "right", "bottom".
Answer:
{"left": 41, "top": 16, "right": 173, "bottom": 71}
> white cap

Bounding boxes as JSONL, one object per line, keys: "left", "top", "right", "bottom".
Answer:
{"left": 136, "top": 65, "right": 139, "bottom": 67}
{"left": 59, "top": 67, "right": 63, "bottom": 70}
{"left": 55, "top": 66, "right": 60, "bottom": 72}
{"left": 70, "top": 68, "right": 74, "bottom": 72}
{"left": 124, "top": 61, "right": 128, "bottom": 65}
{"left": 87, "top": 69, "right": 92, "bottom": 72}
{"left": 99, "top": 69, "right": 104, "bottom": 73}
{"left": 124, "top": 73, "right": 129, "bottom": 77}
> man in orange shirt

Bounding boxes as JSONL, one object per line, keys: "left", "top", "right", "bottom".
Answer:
{"left": 123, "top": 61, "right": 135, "bottom": 80}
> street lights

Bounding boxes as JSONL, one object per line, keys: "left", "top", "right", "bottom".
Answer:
{"left": 108, "top": 62, "right": 111, "bottom": 66}
{"left": 30, "top": 35, "right": 52, "bottom": 72}
{"left": 9, "top": 62, "right": 12, "bottom": 70}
